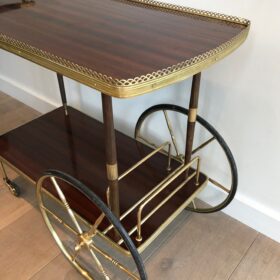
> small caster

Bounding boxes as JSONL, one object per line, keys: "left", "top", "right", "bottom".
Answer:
{"left": 22, "top": 0, "right": 35, "bottom": 6}
{"left": 4, "top": 179, "right": 20, "bottom": 197}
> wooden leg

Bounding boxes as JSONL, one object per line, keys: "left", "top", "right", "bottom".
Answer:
{"left": 185, "top": 73, "right": 201, "bottom": 166}
{"left": 57, "top": 73, "right": 68, "bottom": 116}
{"left": 57, "top": 74, "right": 79, "bottom": 174}
{"left": 101, "top": 94, "right": 120, "bottom": 218}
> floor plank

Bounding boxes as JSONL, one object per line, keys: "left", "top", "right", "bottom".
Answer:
{"left": 30, "top": 254, "right": 83, "bottom": 280}
{"left": 230, "top": 235, "right": 280, "bottom": 280}
{"left": 0, "top": 92, "right": 40, "bottom": 135}
{"left": 1, "top": 91, "right": 280, "bottom": 280}
{"left": 0, "top": 208, "right": 60, "bottom": 280}
{"left": 29, "top": 207, "right": 191, "bottom": 280}
{"left": 145, "top": 212, "right": 258, "bottom": 280}
{"left": 0, "top": 176, "right": 36, "bottom": 230}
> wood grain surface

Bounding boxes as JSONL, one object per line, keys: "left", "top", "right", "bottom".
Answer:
{"left": 0, "top": 105, "right": 207, "bottom": 247}
{"left": 0, "top": 0, "right": 246, "bottom": 80}
{"left": 1, "top": 92, "right": 280, "bottom": 280}
{"left": 30, "top": 254, "right": 83, "bottom": 280}
{"left": 230, "top": 235, "right": 280, "bottom": 280}
{"left": 146, "top": 212, "right": 258, "bottom": 280}
{"left": 0, "top": 209, "right": 60, "bottom": 280}
{"left": 0, "top": 177, "right": 35, "bottom": 230}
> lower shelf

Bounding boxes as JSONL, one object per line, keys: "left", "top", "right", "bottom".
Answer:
{"left": 0, "top": 106, "right": 207, "bottom": 252}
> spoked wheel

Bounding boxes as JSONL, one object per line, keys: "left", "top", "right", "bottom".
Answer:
{"left": 37, "top": 170, "right": 147, "bottom": 280}
{"left": 135, "top": 104, "right": 237, "bottom": 213}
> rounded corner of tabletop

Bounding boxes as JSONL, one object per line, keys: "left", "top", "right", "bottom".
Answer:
{"left": 0, "top": 0, "right": 250, "bottom": 98}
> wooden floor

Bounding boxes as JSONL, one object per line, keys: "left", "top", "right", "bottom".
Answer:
{"left": 0, "top": 92, "right": 280, "bottom": 280}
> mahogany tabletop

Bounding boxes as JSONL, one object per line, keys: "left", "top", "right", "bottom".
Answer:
{"left": 0, "top": 0, "right": 250, "bottom": 98}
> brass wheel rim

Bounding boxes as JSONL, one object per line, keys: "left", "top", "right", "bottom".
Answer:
{"left": 36, "top": 172, "right": 146, "bottom": 280}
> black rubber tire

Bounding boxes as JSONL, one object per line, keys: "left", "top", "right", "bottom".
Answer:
{"left": 135, "top": 104, "right": 238, "bottom": 213}
{"left": 38, "top": 169, "right": 147, "bottom": 280}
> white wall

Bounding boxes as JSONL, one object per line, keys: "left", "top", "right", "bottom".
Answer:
{"left": 1, "top": 0, "right": 280, "bottom": 241}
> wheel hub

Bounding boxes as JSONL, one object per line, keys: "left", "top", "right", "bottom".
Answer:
{"left": 75, "top": 232, "right": 93, "bottom": 251}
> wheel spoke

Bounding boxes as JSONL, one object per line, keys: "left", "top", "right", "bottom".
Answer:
{"left": 136, "top": 135, "right": 158, "bottom": 149}
{"left": 192, "top": 137, "right": 215, "bottom": 155}
{"left": 136, "top": 136, "right": 185, "bottom": 166}
{"left": 88, "top": 246, "right": 110, "bottom": 280}
{"left": 51, "top": 177, "right": 83, "bottom": 234}
{"left": 38, "top": 172, "right": 146, "bottom": 280}
{"left": 135, "top": 105, "right": 237, "bottom": 214}
{"left": 163, "top": 110, "right": 180, "bottom": 157}
{"left": 191, "top": 199, "right": 197, "bottom": 210}
{"left": 90, "top": 242, "right": 140, "bottom": 280}
{"left": 209, "top": 177, "right": 230, "bottom": 193}
{"left": 41, "top": 204, "right": 79, "bottom": 236}
{"left": 72, "top": 246, "right": 82, "bottom": 262}
{"left": 87, "top": 213, "right": 106, "bottom": 237}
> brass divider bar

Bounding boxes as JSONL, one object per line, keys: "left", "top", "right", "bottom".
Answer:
{"left": 105, "top": 150, "right": 200, "bottom": 245}
{"left": 103, "top": 141, "right": 173, "bottom": 234}
{"left": 119, "top": 141, "right": 171, "bottom": 180}
{"left": 103, "top": 161, "right": 185, "bottom": 235}
{"left": 135, "top": 170, "right": 197, "bottom": 242}
{"left": 118, "top": 156, "right": 200, "bottom": 244}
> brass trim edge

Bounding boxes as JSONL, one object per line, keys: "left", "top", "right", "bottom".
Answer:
{"left": 106, "top": 163, "right": 119, "bottom": 181}
{"left": 137, "top": 175, "right": 208, "bottom": 253}
{"left": 126, "top": 0, "right": 250, "bottom": 25}
{"left": 0, "top": 0, "right": 250, "bottom": 98}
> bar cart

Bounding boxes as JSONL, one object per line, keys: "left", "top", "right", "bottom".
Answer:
{"left": 0, "top": 0, "right": 250, "bottom": 279}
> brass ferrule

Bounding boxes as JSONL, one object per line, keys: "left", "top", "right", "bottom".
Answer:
{"left": 188, "top": 108, "right": 197, "bottom": 123}
{"left": 106, "top": 164, "right": 118, "bottom": 181}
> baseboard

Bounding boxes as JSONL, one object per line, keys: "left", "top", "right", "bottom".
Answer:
{"left": 223, "top": 193, "right": 280, "bottom": 243}
{"left": 1, "top": 75, "right": 280, "bottom": 243}
{"left": 0, "top": 74, "right": 57, "bottom": 113}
